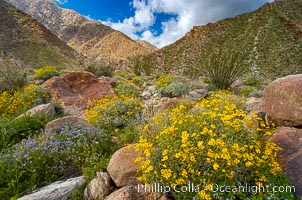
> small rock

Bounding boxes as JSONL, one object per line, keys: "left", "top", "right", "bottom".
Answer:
{"left": 194, "top": 89, "right": 208, "bottom": 98}
{"left": 107, "top": 146, "right": 141, "bottom": 188}
{"left": 45, "top": 116, "right": 98, "bottom": 135}
{"left": 189, "top": 91, "right": 202, "bottom": 100}
{"left": 17, "top": 103, "right": 57, "bottom": 119}
{"left": 86, "top": 172, "right": 115, "bottom": 200}
{"left": 141, "top": 91, "right": 151, "bottom": 99}
{"left": 18, "top": 176, "right": 86, "bottom": 200}
{"left": 105, "top": 185, "right": 169, "bottom": 200}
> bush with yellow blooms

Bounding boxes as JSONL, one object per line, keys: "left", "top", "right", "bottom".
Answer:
{"left": 85, "top": 95, "right": 142, "bottom": 131}
{"left": 135, "top": 91, "right": 294, "bottom": 200}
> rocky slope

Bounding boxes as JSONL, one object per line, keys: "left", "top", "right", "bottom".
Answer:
{"left": 133, "top": 0, "right": 302, "bottom": 79}
{"left": 5, "top": 0, "right": 156, "bottom": 62}
{"left": 0, "top": 0, "right": 81, "bottom": 69}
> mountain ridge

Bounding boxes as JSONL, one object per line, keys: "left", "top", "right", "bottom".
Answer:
{"left": 5, "top": 0, "right": 157, "bottom": 62}
{"left": 0, "top": 0, "right": 82, "bottom": 69}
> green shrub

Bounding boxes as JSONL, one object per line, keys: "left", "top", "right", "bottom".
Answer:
{"left": 158, "top": 82, "right": 190, "bottom": 97}
{"left": 0, "top": 126, "right": 112, "bottom": 199}
{"left": 0, "top": 114, "right": 59, "bottom": 151}
{"left": 135, "top": 91, "right": 294, "bottom": 200}
{"left": 116, "top": 81, "right": 140, "bottom": 97}
{"left": 245, "top": 77, "right": 262, "bottom": 87}
{"left": 85, "top": 61, "right": 115, "bottom": 77}
{"left": 33, "top": 66, "right": 60, "bottom": 80}
{"left": 239, "top": 85, "right": 255, "bottom": 97}
{"left": 0, "top": 59, "right": 27, "bottom": 92}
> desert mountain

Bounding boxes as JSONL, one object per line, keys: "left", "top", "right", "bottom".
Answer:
{"left": 133, "top": 0, "right": 302, "bottom": 79}
{"left": 0, "top": 0, "right": 81, "bottom": 69}
{"left": 5, "top": 0, "right": 156, "bottom": 62}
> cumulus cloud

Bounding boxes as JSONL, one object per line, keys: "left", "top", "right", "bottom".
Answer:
{"left": 54, "top": 0, "right": 68, "bottom": 4}
{"left": 102, "top": 0, "right": 274, "bottom": 48}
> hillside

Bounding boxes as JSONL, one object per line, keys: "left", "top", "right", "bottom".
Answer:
{"left": 0, "top": 0, "right": 81, "bottom": 69}
{"left": 5, "top": 0, "right": 156, "bottom": 62}
{"left": 132, "top": 0, "right": 302, "bottom": 79}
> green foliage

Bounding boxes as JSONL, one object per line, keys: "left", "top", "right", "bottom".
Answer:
{"left": 239, "top": 86, "right": 255, "bottom": 97}
{"left": 245, "top": 77, "right": 262, "bottom": 87}
{"left": 0, "top": 126, "right": 113, "bottom": 199}
{"left": 200, "top": 44, "right": 249, "bottom": 90}
{"left": 33, "top": 66, "right": 60, "bottom": 80}
{"left": 158, "top": 82, "right": 190, "bottom": 97}
{"left": 115, "top": 81, "right": 140, "bottom": 97}
{"left": 85, "top": 96, "right": 142, "bottom": 131}
{"left": 85, "top": 61, "right": 115, "bottom": 77}
{"left": 0, "top": 114, "right": 59, "bottom": 151}
{"left": 135, "top": 91, "right": 294, "bottom": 200}
{"left": 0, "top": 59, "right": 27, "bottom": 92}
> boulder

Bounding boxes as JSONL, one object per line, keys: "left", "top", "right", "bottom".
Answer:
{"left": 270, "top": 127, "right": 302, "bottom": 195}
{"left": 263, "top": 74, "right": 302, "bottom": 127}
{"left": 107, "top": 146, "right": 141, "bottom": 188}
{"left": 105, "top": 186, "right": 169, "bottom": 200}
{"left": 45, "top": 116, "right": 98, "bottom": 135}
{"left": 18, "top": 176, "right": 86, "bottom": 200}
{"left": 17, "top": 103, "right": 57, "bottom": 119}
{"left": 86, "top": 172, "right": 115, "bottom": 200}
{"left": 44, "top": 71, "right": 115, "bottom": 116}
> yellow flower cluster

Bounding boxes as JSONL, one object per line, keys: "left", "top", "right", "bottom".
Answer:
{"left": 0, "top": 84, "right": 39, "bottom": 118}
{"left": 135, "top": 91, "right": 283, "bottom": 199}
{"left": 155, "top": 74, "right": 173, "bottom": 88}
{"left": 85, "top": 95, "right": 142, "bottom": 131}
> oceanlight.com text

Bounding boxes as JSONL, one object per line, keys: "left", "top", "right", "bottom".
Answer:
{"left": 137, "top": 182, "right": 295, "bottom": 194}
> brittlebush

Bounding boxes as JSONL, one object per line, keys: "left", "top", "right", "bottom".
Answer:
{"left": 135, "top": 91, "right": 293, "bottom": 200}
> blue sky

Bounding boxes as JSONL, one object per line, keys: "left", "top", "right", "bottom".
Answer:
{"left": 55, "top": 0, "right": 273, "bottom": 48}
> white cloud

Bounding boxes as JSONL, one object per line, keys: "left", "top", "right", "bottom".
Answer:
{"left": 102, "top": 0, "right": 274, "bottom": 48}
{"left": 54, "top": 0, "right": 68, "bottom": 4}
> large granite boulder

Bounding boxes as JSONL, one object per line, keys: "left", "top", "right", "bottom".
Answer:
{"left": 18, "top": 176, "right": 86, "bottom": 200}
{"left": 263, "top": 74, "right": 302, "bottom": 127}
{"left": 44, "top": 71, "right": 115, "bottom": 116}
{"left": 271, "top": 127, "right": 302, "bottom": 195}
{"left": 107, "top": 146, "right": 141, "bottom": 188}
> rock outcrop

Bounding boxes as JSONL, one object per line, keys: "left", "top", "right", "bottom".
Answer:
{"left": 18, "top": 176, "right": 86, "bottom": 200}
{"left": 271, "top": 127, "right": 302, "bottom": 195}
{"left": 17, "top": 103, "right": 57, "bottom": 119}
{"left": 263, "top": 74, "right": 302, "bottom": 127}
{"left": 44, "top": 71, "right": 115, "bottom": 116}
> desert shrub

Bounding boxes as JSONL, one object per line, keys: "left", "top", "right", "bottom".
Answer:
{"left": 85, "top": 61, "right": 115, "bottom": 77}
{"left": 0, "top": 84, "right": 50, "bottom": 118}
{"left": 0, "top": 114, "right": 59, "bottom": 151}
{"left": 155, "top": 74, "right": 173, "bottom": 89}
{"left": 115, "top": 81, "right": 140, "bottom": 97}
{"left": 0, "top": 126, "right": 112, "bottom": 199}
{"left": 200, "top": 44, "right": 249, "bottom": 89}
{"left": 33, "top": 66, "right": 60, "bottom": 80}
{"left": 239, "top": 86, "right": 255, "bottom": 97}
{"left": 245, "top": 77, "right": 262, "bottom": 87}
{"left": 135, "top": 91, "right": 294, "bottom": 200}
{"left": 158, "top": 82, "right": 190, "bottom": 97}
{"left": 0, "top": 59, "right": 27, "bottom": 92}
{"left": 85, "top": 96, "right": 142, "bottom": 131}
